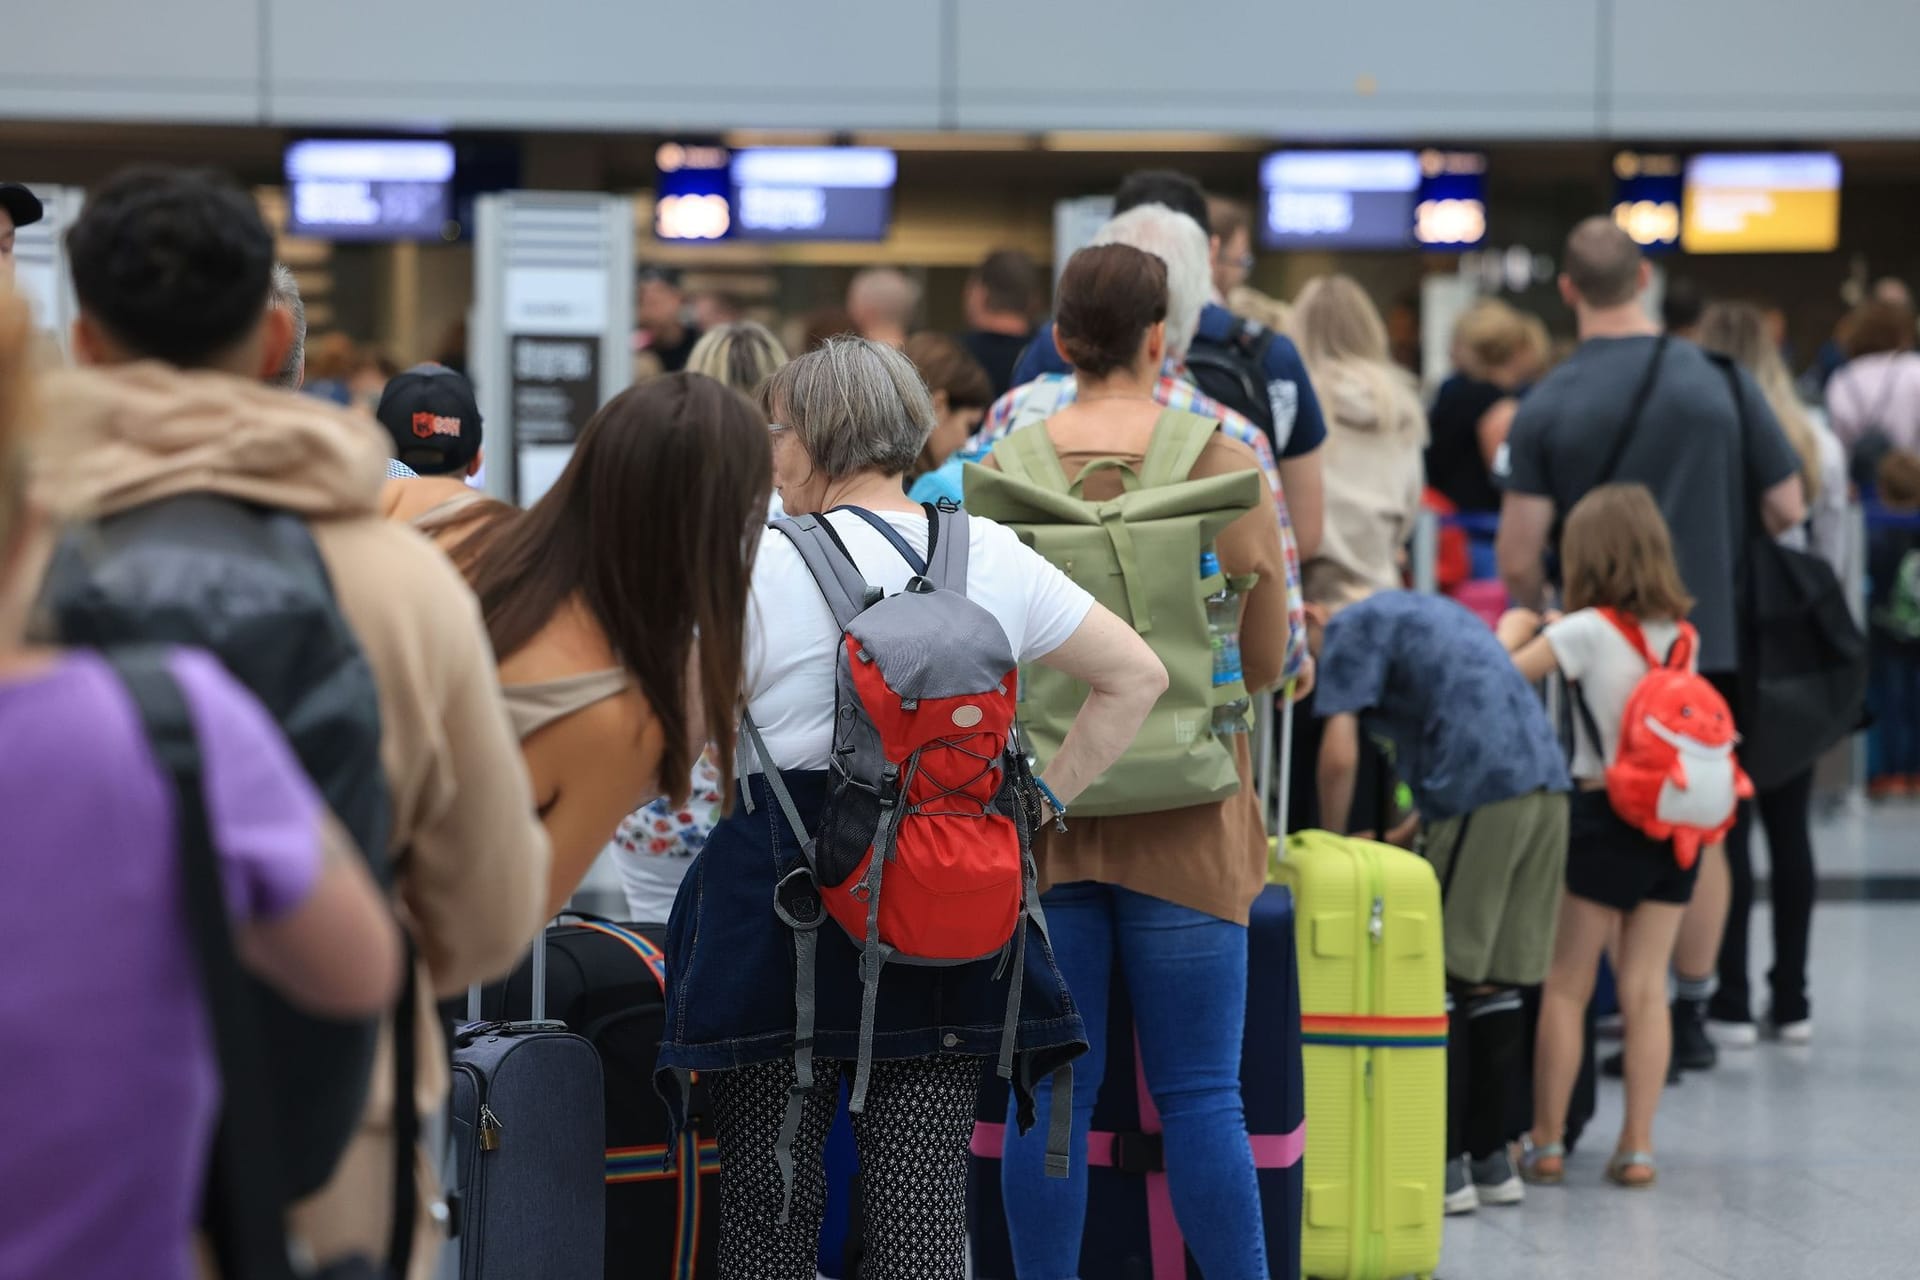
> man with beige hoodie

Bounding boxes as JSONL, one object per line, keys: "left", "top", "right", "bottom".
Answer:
{"left": 31, "top": 167, "right": 551, "bottom": 1275}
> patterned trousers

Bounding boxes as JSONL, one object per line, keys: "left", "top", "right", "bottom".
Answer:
{"left": 708, "top": 1053, "right": 983, "bottom": 1280}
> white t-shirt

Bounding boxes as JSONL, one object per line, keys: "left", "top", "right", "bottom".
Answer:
{"left": 1545, "top": 609, "right": 1686, "bottom": 781}
{"left": 743, "top": 508, "right": 1095, "bottom": 772}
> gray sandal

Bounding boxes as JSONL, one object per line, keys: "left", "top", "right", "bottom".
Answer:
{"left": 1607, "top": 1150, "right": 1658, "bottom": 1188}
{"left": 1521, "top": 1141, "right": 1566, "bottom": 1185}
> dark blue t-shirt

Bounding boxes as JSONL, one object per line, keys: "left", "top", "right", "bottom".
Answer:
{"left": 1009, "top": 301, "right": 1327, "bottom": 458}
{"left": 1315, "top": 592, "right": 1570, "bottom": 821}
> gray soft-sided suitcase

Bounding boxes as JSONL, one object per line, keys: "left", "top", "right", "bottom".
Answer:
{"left": 451, "top": 938, "right": 605, "bottom": 1279}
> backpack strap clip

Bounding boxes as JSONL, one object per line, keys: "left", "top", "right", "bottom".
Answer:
{"left": 771, "top": 865, "right": 825, "bottom": 933}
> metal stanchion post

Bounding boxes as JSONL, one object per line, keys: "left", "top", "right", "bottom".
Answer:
{"left": 1411, "top": 509, "right": 1439, "bottom": 596}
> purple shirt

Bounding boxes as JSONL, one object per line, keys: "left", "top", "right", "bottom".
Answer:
{"left": 0, "top": 650, "right": 324, "bottom": 1280}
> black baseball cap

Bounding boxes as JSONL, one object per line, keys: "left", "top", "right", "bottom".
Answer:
{"left": 376, "top": 363, "right": 483, "bottom": 475}
{"left": 0, "top": 183, "right": 44, "bottom": 228}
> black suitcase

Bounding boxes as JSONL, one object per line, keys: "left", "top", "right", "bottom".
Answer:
{"left": 481, "top": 916, "right": 721, "bottom": 1280}
{"left": 452, "top": 932, "right": 605, "bottom": 1279}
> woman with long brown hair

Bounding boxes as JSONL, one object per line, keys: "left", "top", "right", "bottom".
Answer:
{"left": 609, "top": 324, "right": 791, "bottom": 922}
{"left": 397, "top": 374, "right": 772, "bottom": 915}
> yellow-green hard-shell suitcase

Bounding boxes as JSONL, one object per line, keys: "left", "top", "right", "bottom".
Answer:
{"left": 1263, "top": 698, "right": 1445, "bottom": 1279}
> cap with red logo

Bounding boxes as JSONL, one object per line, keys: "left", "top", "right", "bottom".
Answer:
{"left": 376, "top": 363, "right": 483, "bottom": 476}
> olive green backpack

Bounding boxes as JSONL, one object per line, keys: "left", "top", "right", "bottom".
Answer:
{"left": 963, "top": 410, "right": 1264, "bottom": 817}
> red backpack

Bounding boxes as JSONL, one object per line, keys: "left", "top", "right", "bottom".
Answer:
{"left": 741, "top": 506, "right": 1065, "bottom": 1219}
{"left": 1573, "top": 609, "right": 1753, "bottom": 869}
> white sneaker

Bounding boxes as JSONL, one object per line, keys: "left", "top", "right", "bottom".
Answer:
{"left": 1472, "top": 1149, "right": 1527, "bottom": 1206}
{"left": 1708, "top": 1018, "right": 1759, "bottom": 1048}
{"left": 1444, "top": 1156, "right": 1479, "bottom": 1215}
{"left": 1773, "top": 1018, "right": 1813, "bottom": 1045}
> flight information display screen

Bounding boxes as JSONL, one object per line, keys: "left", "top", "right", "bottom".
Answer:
{"left": 729, "top": 147, "right": 896, "bottom": 242}
{"left": 1682, "top": 153, "right": 1841, "bottom": 254}
{"left": 1260, "top": 151, "right": 1422, "bottom": 250}
{"left": 1260, "top": 150, "right": 1486, "bottom": 251}
{"left": 285, "top": 139, "right": 455, "bottom": 241}
{"left": 652, "top": 145, "right": 897, "bottom": 242}
{"left": 1613, "top": 151, "right": 1685, "bottom": 253}
{"left": 1412, "top": 150, "right": 1488, "bottom": 251}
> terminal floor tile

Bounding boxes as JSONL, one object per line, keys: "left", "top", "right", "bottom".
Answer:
{"left": 1438, "top": 891, "right": 1920, "bottom": 1279}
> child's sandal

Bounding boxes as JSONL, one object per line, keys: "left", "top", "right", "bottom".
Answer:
{"left": 1606, "top": 1150, "right": 1658, "bottom": 1189}
{"left": 1521, "top": 1141, "right": 1566, "bottom": 1185}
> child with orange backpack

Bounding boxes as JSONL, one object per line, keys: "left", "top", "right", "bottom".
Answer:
{"left": 1500, "top": 483, "right": 1751, "bottom": 1191}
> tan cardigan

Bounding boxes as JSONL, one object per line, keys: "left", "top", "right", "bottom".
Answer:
{"left": 1300, "top": 364, "right": 1427, "bottom": 608}
{"left": 33, "top": 363, "right": 552, "bottom": 1277}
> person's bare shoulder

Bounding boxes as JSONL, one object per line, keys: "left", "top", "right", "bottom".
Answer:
{"left": 380, "top": 475, "right": 476, "bottom": 523}
{"left": 1192, "top": 429, "right": 1268, "bottom": 479}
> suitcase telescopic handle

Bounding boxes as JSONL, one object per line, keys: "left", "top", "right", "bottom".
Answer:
{"left": 466, "top": 918, "right": 555, "bottom": 1024}
{"left": 1257, "top": 683, "right": 1297, "bottom": 842}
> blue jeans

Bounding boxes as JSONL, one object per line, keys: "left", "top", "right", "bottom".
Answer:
{"left": 1001, "top": 883, "right": 1268, "bottom": 1280}
{"left": 1871, "top": 645, "right": 1920, "bottom": 779}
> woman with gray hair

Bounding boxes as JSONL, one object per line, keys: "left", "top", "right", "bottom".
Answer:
{"left": 657, "top": 336, "right": 1165, "bottom": 1279}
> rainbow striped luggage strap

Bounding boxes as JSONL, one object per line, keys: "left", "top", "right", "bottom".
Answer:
{"left": 1300, "top": 1013, "right": 1448, "bottom": 1049}
{"left": 567, "top": 918, "right": 716, "bottom": 1280}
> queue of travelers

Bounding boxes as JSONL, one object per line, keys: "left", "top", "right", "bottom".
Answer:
{"left": 0, "top": 160, "right": 1894, "bottom": 1280}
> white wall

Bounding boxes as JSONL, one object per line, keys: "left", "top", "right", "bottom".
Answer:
{"left": 5, "top": 0, "right": 1917, "bottom": 138}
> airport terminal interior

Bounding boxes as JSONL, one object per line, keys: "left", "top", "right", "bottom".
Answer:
{"left": 6, "top": 2, "right": 1920, "bottom": 1277}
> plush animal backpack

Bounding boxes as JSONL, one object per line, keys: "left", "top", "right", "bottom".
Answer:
{"left": 1574, "top": 608, "right": 1753, "bottom": 868}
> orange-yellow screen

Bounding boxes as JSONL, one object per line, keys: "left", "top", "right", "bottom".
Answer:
{"left": 1682, "top": 155, "right": 1841, "bottom": 254}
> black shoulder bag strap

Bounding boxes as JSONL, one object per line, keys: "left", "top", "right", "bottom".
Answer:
{"left": 108, "top": 648, "right": 302, "bottom": 1280}
{"left": 1595, "top": 334, "right": 1671, "bottom": 488}
{"left": 1548, "top": 335, "right": 1669, "bottom": 559}
{"left": 386, "top": 953, "right": 421, "bottom": 1277}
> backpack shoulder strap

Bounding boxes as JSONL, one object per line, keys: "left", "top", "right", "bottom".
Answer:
{"left": 1597, "top": 607, "right": 1662, "bottom": 669}
{"left": 924, "top": 505, "right": 971, "bottom": 594}
{"left": 830, "top": 506, "right": 928, "bottom": 575}
{"left": 1667, "top": 621, "right": 1700, "bottom": 672}
{"left": 1570, "top": 682, "right": 1609, "bottom": 763}
{"left": 1236, "top": 318, "right": 1278, "bottom": 365}
{"left": 774, "top": 515, "right": 874, "bottom": 630}
{"left": 104, "top": 647, "right": 301, "bottom": 1280}
{"left": 992, "top": 422, "right": 1074, "bottom": 494}
{"left": 1139, "top": 409, "right": 1218, "bottom": 488}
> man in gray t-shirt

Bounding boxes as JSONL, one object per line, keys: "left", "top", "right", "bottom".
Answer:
{"left": 1495, "top": 218, "right": 1806, "bottom": 675}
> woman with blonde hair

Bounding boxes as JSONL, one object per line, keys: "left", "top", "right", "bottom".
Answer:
{"left": 687, "top": 320, "right": 790, "bottom": 396}
{"left": 1288, "top": 274, "right": 1426, "bottom": 608}
{"left": 1428, "top": 298, "right": 1545, "bottom": 516}
{"left": 1695, "top": 299, "right": 1845, "bottom": 1050}
{"left": 1282, "top": 274, "right": 1427, "bottom": 834}
{"left": 1699, "top": 301, "right": 1846, "bottom": 571}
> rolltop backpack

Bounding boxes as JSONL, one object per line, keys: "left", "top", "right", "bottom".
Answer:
{"left": 1573, "top": 610, "right": 1753, "bottom": 869}
{"left": 963, "top": 410, "right": 1265, "bottom": 817}
{"left": 739, "top": 505, "right": 1069, "bottom": 1221}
